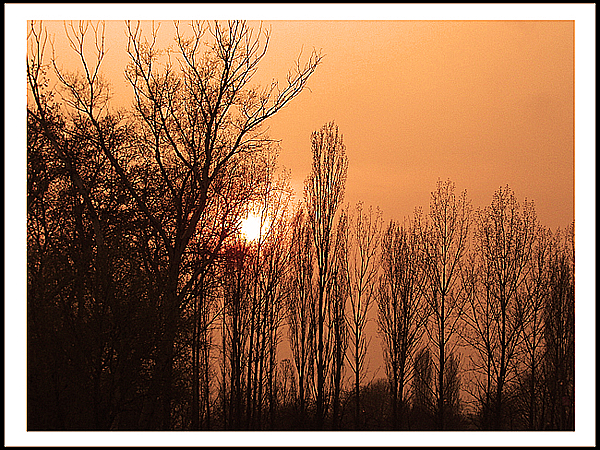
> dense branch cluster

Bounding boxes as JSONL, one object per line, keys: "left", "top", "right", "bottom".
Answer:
{"left": 27, "top": 20, "right": 574, "bottom": 431}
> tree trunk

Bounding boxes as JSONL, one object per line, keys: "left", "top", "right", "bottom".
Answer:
{"left": 355, "top": 351, "right": 360, "bottom": 429}
{"left": 438, "top": 291, "right": 445, "bottom": 431}
{"left": 316, "top": 284, "right": 325, "bottom": 430}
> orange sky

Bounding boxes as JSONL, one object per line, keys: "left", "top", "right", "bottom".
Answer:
{"left": 259, "top": 20, "right": 574, "bottom": 231}
{"left": 36, "top": 19, "right": 574, "bottom": 231}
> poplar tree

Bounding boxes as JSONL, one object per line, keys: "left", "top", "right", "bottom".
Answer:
{"left": 304, "top": 121, "right": 348, "bottom": 429}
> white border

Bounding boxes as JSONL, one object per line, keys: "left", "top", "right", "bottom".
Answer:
{"left": 5, "top": 3, "right": 595, "bottom": 447}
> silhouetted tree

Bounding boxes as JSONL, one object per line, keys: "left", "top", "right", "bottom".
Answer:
{"left": 516, "top": 224, "right": 553, "bottom": 430}
{"left": 330, "top": 206, "right": 350, "bottom": 429}
{"left": 304, "top": 121, "right": 348, "bottom": 429}
{"left": 416, "top": 179, "right": 471, "bottom": 430}
{"left": 471, "top": 185, "right": 537, "bottom": 429}
{"left": 247, "top": 171, "right": 293, "bottom": 429}
{"left": 285, "top": 206, "right": 316, "bottom": 428}
{"left": 541, "top": 224, "right": 574, "bottom": 430}
{"left": 461, "top": 249, "right": 495, "bottom": 429}
{"left": 223, "top": 237, "right": 258, "bottom": 429}
{"left": 377, "top": 219, "right": 428, "bottom": 429}
{"left": 441, "top": 352, "right": 463, "bottom": 429}
{"left": 358, "top": 378, "right": 389, "bottom": 430}
{"left": 27, "top": 22, "right": 162, "bottom": 429}
{"left": 346, "top": 202, "right": 382, "bottom": 429}
{"left": 184, "top": 155, "right": 262, "bottom": 430}
{"left": 27, "top": 19, "right": 321, "bottom": 430}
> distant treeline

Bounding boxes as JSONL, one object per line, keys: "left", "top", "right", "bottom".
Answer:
{"left": 26, "top": 20, "right": 574, "bottom": 431}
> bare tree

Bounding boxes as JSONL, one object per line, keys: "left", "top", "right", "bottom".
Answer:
{"left": 246, "top": 170, "right": 293, "bottom": 429}
{"left": 185, "top": 161, "right": 259, "bottom": 430}
{"left": 345, "top": 202, "right": 383, "bottom": 429}
{"left": 471, "top": 185, "right": 537, "bottom": 429}
{"left": 460, "top": 249, "right": 495, "bottom": 429}
{"left": 329, "top": 206, "right": 350, "bottom": 429}
{"left": 221, "top": 236, "right": 253, "bottom": 429}
{"left": 27, "top": 21, "right": 163, "bottom": 430}
{"left": 541, "top": 223, "right": 575, "bottom": 430}
{"left": 285, "top": 206, "right": 316, "bottom": 428}
{"left": 516, "top": 224, "right": 552, "bottom": 429}
{"left": 28, "top": 20, "right": 321, "bottom": 429}
{"left": 304, "top": 121, "right": 348, "bottom": 429}
{"left": 416, "top": 178, "right": 471, "bottom": 430}
{"left": 279, "top": 358, "right": 297, "bottom": 413}
{"left": 377, "top": 219, "right": 428, "bottom": 429}
{"left": 442, "top": 352, "right": 464, "bottom": 429}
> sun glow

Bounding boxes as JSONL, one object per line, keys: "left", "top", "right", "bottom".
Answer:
{"left": 240, "top": 213, "right": 265, "bottom": 242}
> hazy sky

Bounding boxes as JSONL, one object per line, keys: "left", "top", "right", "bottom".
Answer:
{"left": 35, "top": 19, "right": 574, "bottom": 231}
{"left": 8, "top": 4, "right": 596, "bottom": 448}
{"left": 259, "top": 20, "right": 574, "bottom": 230}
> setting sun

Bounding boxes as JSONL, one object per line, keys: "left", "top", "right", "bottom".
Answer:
{"left": 240, "top": 213, "right": 264, "bottom": 242}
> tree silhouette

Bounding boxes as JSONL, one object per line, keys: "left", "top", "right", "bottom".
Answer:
{"left": 304, "top": 121, "right": 348, "bottom": 429}
{"left": 27, "top": 24, "right": 163, "bottom": 429}
{"left": 245, "top": 171, "right": 293, "bottom": 429}
{"left": 330, "top": 206, "right": 350, "bottom": 429}
{"left": 471, "top": 185, "right": 537, "bottom": 430}
{"left": 516, "top": 224, "right": 553, "bottom": 430}
{"left": 285, "top": 206, "right": 316, "bottom": 428}
{"left": 377, "top": 219, "right": 428, "bottom": 429}
{"left": 27, "top": 19, "right": 320, "bottom": 430}
{"left": 346, "top": 202, "right": 382, "bottom": 429}
{"left": 416, "top": 179, "right": 471, "bottom": 430}
{"left": 541, "top": 224, "right": 575, "bottom": 430}
{"left": 410, "top": 347, "right": 435, "bottom": 429}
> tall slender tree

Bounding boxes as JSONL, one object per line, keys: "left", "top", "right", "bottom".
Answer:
{"left": 471, "top": 185, "right": 537, "bottom": 429}
{"left": 346, "top": 202, "right": 382, "bottom": 429}
{"left": 410, "top": 347, "right": 435, "bottom": 429}
{"left": 416, "top": 179, "right": 471, "bottom": 430}
{"left": 329, "top": 206, "right": 350, "bottom": 429}
{"left": 286, "top": 206, "right": 316, "bottom": 428}
{"left": 541, "top": 224, "right": 575, "bottom": 430}
{"left": 304, "top": 121, "right": 348, "bottom": 429}
{"left": 377, "top": 219, "right": 428, "bottom": 429}
{"left": 517, "top": 224, "right": 552, "bottom": 430}
{"left": 247, "top": 170, "right": 293, "bottom": 429}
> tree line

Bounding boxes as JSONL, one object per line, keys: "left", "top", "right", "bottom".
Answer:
{"left": 26, "top": 20, "right": 574, "bottom": 431}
